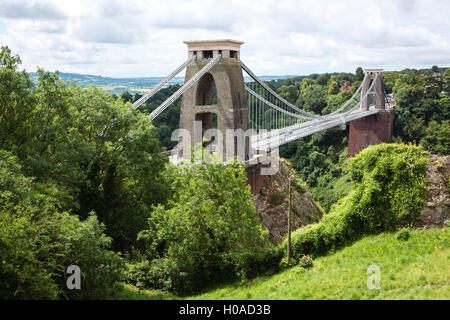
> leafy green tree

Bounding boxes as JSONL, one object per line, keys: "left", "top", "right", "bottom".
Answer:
{"left": 420, "top": 120, "right": 450, "bottom": 155}
{"left": 138, "top": 156, "right": 268, "bottom": 293}
{"left": 0, "top": 149, "right": 123, "bottom": 300}
{"left": 120, "top": 90, "right": 133, "bottom": 103}
{"left": 0, "top": 46, "right": 170, "bottom": 252}
{"left": 355, "top": 67, "right": 364, "bottom": 81}
{"left": 327, "top": 80, "right": 339, "bottom": 95}
{"left": 431, "top": 65, "right": 440, "bottom": 73}
{"left": 278, "top": 79, "right": 301, "bottom": 104}
{"left": 442, "top": 68, "right": 450, "bottom": 95}
{"left": 316, "top": 73, "right": 330, "bottom": 86}
{"left": 0, "top": 46, "right": 35, "bottom": 156}
{"left": 297, "top": 84, "right": 327, "bottom": 114}
{"left": 382, "top": 71, "right": 402, "bottom": 93}
{"left": 67, "top": 85, "right": 169, "bottom": 250}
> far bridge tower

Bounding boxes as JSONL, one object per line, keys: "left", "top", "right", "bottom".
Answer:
{"left": 348, "top": 69, "right": 394, "bottom": 157}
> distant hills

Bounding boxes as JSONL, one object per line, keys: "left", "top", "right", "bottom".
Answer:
{"left": 28, "top": 72, "right": 297, "bottom": 95}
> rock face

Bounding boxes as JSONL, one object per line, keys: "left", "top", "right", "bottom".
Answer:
{"left": 254, "top": 158, "right": 324, "bottom": 244}
{"left": 416, "top": 155, "right": 450, "bottom": 229}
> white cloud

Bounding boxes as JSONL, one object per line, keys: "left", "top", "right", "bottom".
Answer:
{"left": 0, "top": 0, "right": 448, "bottom": 77}
{"left": 0, "top": 0, "right": 67, "bottom": 20}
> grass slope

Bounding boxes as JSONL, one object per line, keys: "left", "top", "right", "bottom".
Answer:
{"left": 189, "top": 228, "right": 449, "bottom": 300}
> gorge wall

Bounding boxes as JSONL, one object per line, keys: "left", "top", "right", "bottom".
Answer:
{"left": 416, "top": 154, "right": 450, "bottom": 228}
{"left": 254, "top": 158, "right": 324, "bottom": 244}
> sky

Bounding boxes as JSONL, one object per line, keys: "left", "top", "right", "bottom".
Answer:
{"left": 0, "top": 0, "right": 449, "bottom": 77}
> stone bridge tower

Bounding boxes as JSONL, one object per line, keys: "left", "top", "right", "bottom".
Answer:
{"left": 348, "top": 69, "right": 394, "bottom": 157}
{"left": 178, "top": 40, "right": 251, "bottom": 162}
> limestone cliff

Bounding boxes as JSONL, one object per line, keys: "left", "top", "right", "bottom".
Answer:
{"left": 416, "top": 154, "right": 450, "bottom": 228}
{"left": 254, "top": 158, "right": 324, "bottom": 244}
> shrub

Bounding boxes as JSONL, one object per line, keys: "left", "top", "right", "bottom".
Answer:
{"left": 298, "top": 255, "right": 314, "bottom": 269}
{"left": 349, "top": 143, "right": 428, "bottom": 232}
{"left": 0, "top": 204, "right": 124, "bottom": 299}
{"left": 396, "top": 228, "right": 411, "bottom": 241}
{"left": 0, "top": 149, "right": 124, "bottom": 299}
{"left": 136, "top": 158, "right": 269, "bottom": 294}
{"left": 223, "top": 247, "right": 283, "bottom": 281}
{"left": 268, "top": 191, "right": 286, "bottom": 207}
{"left": 125, "top": 246, "right": 284, "bottom": 295}
{"left": 279, "top": 257, "right": 297, "bottom": 270}
{"left": 283, "top": 143, "right": 429, "bottom": 260}
{"left": 57, "top": 213, "right": 124, "bottom": 300}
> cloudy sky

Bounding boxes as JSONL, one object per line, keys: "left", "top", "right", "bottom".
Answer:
{"left": 0, "top": 0, "right": 449, "bottom": 77}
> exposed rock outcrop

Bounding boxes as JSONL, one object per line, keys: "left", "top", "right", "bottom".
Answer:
{"left": 416, "top": 155, "right": 450, "bottom": 229}
{"left": 254, "top": 158, "right": 324, "bottom": 244}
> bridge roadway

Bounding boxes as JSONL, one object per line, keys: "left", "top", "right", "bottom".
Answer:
{"left": 167, "top": 106, "right": 379, "bottom": 166}
{"left": 251, "top": 106, "right": 379, "bottom": 151}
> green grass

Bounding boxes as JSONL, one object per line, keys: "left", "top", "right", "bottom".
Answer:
{"left": 119, "top": 228, "right": 449, "bottom": 300}
{"left": 190, "top": 228, "right": 450, "bottom": 300}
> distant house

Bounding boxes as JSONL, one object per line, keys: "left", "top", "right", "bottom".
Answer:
{"left": 340, "top": 82, "right": 353, "bottom": 92}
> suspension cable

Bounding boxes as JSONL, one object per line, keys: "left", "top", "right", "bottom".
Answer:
{"left": 242, "top": 60, "right": 369, "bottom": 120}
{"left": 133, "top": 55, "right": 196, "bottom": 110}
{"left": 150, "top": 55, "right": 221, "bottom": 119}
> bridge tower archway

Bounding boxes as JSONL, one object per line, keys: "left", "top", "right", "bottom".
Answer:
{"left": 178, "top": 40, "right": 251, "bottom": 162}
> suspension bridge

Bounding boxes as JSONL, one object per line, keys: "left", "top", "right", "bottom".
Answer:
{"left": 132, "top": 40, "right": 394, "bottom": 193}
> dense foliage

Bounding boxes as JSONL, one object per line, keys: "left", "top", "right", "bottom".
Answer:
{"left": 0, "top": 150, "right": 123, "bottom": 299}
{"left": 283, "top": 143, "right": 429, "bottom": 259}
{"left": 127, "top": 156, "right": 277, "bottom": 294}
{"left": 0, "top": 46, "right": 169, "bottom": 252}
{"left": 0, "top": 46, "right": 171, "bottom": 298}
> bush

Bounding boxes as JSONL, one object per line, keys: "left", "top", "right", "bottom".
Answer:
{"left": 0, "top": 150, "right": 124, "bottom": 299}
{"left": 396, "top": 228, "right": 411, "bottom": 241}
{"left": 279, "top": 257, "right": 297, "bottom": 270}
{"left": 57, "top": 213, "right": 124, "bottom": 300}
{"left": 223, "top": 247, "right": 283, "bottom": 281}
{"left": 125, "top": 246, "right": 284, "bottom": 295}
{"left": 298, "top": 255, "right": 314, "bottom": 269}
{"left": 283, "top": 143, "right": 429, "bottom": 260}
{"left": 136, "top": 158, "right": 270, "bottom": 294}
{"left": 0, "top": 205, "right": 124, "bottom": 300}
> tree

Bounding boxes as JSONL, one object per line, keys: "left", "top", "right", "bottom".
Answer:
{"left": 316, "top": 73, "right": 330, "bottom": 86}
{"left": 0, "top": 46, "right": 170, "bottom": 252}
{"left": 443, "top": 68, "right": 450, "bottom": 95}
{"left": 327, "top": 80, "right": 339, "bottom": 95}
{"left": 355, "top": 67, "right": 364, "bottom": 81}
{"left": 120, "top": 90, "right": 133, "bottom": 103}
{"left": 138, "top": 156, "right": 268, "bottom": 293}
{"left": 66, "top": 85, "right": 169, "bottom": 250}
{"left": 0, "top": 149, "right": 123, "bottom": 299}
{"left": 0, "top": 46, "right": 35, "bottom": 156}
{"left": 420, "top": 120, "right": 450, "bottom": 155}
{"left": 297, "top": 84, "right": 327, "bottom": 114}
{"left": 431, "top": 65, "right": 440, "bottom": 73}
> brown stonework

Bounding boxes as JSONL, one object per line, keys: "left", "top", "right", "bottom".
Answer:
{"left": 246, "top": 163, "right": 265, "bottom": 195}
{"left": 416, "top": 155, "right": 450, "bottom": 229}
{"left": 348, "top": 109, "right": 394, "bottom": 157}
{"left": 254, "top": 159, "right": 323, "bottom": 244}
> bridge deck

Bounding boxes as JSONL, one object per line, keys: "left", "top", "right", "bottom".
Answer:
{"left": 251, "top": 107, "right": 379, "bottom": 150}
